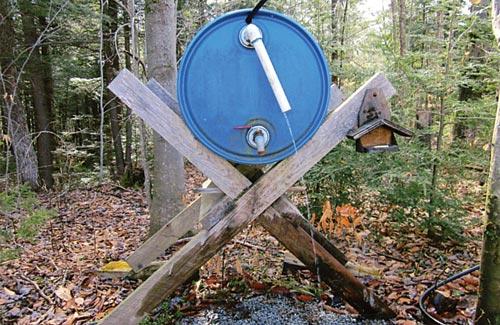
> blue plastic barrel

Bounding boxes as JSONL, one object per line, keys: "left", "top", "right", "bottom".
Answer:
{"left": 178, "top": 9, "right": 330, "bottom": 165}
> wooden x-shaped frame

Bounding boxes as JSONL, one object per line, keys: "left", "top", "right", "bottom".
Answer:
{"left": 102, "top": 70, "right": 397, "bottom": 324}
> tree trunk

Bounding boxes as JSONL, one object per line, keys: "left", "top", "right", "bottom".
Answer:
{"left": 330, "top": 0, "right": 339, "bottom": 85}
{"left": 390, "top": 0, "right": 398, "bottom": 54}
{"left": 415, "top": 1, "right": 431, "bottom": 148}
{"left": 398, "top": 0, "right": 406, "bottom": 56}
{"left": 145, "top": 0, "right": 185, "bottom": 235}
{"left": 475, "top": 2, "right": 500, "bottom": 323}
{"left": 454, "top": 0, "right": 489, "bottom": 143}
{"left": 19, "top": 0, "right": 55, "bottom": 189}
{"left": 123, "top": 22, "right": 133, "bottom": 174}
{"left": 0, "top": 0, "right": 39, "bottom": 189}
{"left": 338, "top": 0, "right": 349, "bottom": 88}
{"left": 103, "top": 0, "right": 125, "bottom": 177}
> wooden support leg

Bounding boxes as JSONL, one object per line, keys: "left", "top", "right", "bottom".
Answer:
{"left": 127, "top": 178, "right": 223, "bottom": 272}
{"left": 258, "top": 198, "right": 395, "bottom": 318}
{"left": 126, "top": 198, "right": 201, "bottom": 271}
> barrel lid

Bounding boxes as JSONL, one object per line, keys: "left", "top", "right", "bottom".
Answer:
{"left": 178, "top": 9, "right": 330, "bottom": 165}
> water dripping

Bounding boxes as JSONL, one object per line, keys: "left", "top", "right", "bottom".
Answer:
{"left": 282, "top": 112, "right": 321, "bottom": 285}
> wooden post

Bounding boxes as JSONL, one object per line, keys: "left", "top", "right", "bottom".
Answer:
{"left": 126, "top": 198, "right": 201, "bottom": 271}
{"left": 475, "top": 3, "right": 500, "bottom": 324}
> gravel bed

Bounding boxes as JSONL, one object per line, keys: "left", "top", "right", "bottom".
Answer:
{"left": 179, "top": 295, "right": 391, "bottom": 325}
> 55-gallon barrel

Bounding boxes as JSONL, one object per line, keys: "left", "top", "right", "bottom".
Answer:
{"left": 178, "top": 9, "right": 330, "bottom": 165}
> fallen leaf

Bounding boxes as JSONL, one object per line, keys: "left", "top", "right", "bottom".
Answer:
{"left": 396, "top": 320, "right": 417, "bottom": 325}
{"left": 235, "top": 258, "right": 243, "bottom": 275}
{"left": 99, "top": 260, "right": 132, "bottom": 273}
{"left": 3, "top": 287, "right": 16, "bottom": 296}
{"left": 296, "top": 294, "right": 314, "bottom": 302}
{"left": 249, "top": 281, "right": 268, "bottom": 291}
{"left": 270, "top": 286, "right": 290, "bottom": 295}
{"left": 398, "top": 297, "right": 412, "bottom": 304}
{"left": 55, "top": 286, "right": 72, "bottom": 302}
{"left": 320, "top": 201, "right": 333, "bottom": 233}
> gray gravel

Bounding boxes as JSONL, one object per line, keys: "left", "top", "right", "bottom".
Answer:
{"left": 179, "top": 295, "right": 391, "bottom": 325}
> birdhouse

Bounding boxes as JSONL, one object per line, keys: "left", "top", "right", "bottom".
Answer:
{"left": 348, "top": 88, "right": 412, "bottom": 153}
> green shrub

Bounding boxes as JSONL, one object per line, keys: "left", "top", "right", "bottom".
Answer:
{"left": 303, "top": 140, "right": 479, "bottom": 241}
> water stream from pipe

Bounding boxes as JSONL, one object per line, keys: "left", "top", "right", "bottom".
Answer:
{"left": 282, "top": 112, "right": 321, "bottom": 286}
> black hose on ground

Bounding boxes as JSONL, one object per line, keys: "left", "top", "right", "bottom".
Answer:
{"left": 418, "top": 264, "right": 480, "bottom": 325}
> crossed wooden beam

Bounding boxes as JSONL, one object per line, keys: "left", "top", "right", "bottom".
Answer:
{"left": 102, "top": 69, "right": 397, "bottom": 324}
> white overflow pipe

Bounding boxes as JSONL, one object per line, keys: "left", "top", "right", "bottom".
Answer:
{"left": 242, "top": 24, "right": 292, "bottom": 113}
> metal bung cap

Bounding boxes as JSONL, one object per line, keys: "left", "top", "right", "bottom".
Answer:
{"left": 177, "top": 9, "right": 330, "bottom": 165}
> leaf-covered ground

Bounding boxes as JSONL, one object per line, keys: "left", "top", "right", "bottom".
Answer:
{"left": 0, "top": 164, "right": 483, "bottom": 324}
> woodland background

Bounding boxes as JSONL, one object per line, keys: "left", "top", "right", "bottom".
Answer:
{"left": 0, "top": 0, "right": 499, "bottom": 324}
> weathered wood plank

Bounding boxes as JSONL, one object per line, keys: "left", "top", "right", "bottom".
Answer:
{"left": 108, "top": 69, "right": 252, "bottom": 198}
{"left": 101, "top": 73, "right": 396, "bottom": 324}
{"left": 258, "top": 199, "right": 395, "bottom": 318}
{"left": 146, "top": 79, "right": 180, "bottom": 114}
{"left": 126, "top": 198, "right": 201, "bottom": 271}
{"left": 260, "top": 198, "right": 347, "bottom": 265}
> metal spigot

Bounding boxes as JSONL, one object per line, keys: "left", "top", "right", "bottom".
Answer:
{"left": 246, "top": 125, "right": 270, "bottom": 156}
{"left": 254, "top": 131, "right": 266, "bottom": 155}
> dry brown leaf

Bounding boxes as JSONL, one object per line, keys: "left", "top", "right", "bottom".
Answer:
{"left": 346, "top": 261, "right": 383, "bottom": 277}
{"left": 396, "top": 321, "right": 417, "bottom": 325}
{"left": 397, "top": 297, "right": 412, "bottom": 304}
{"left": 55, "top": 286, "right": 72, "bottom": 302}
{"left": 310, "top": 212, "right": 317, "bottom": 225}
{"left": 235, "top": 258, "right": 243, "bottom": 275}
{"left": 270, "top": 286, "right": 290, "bottom": 295}
{"left": 249, "top": 281, "right": 267, "bottom": 291}
{"left": 296, "top": 294, "right": 314, "bottom": 302}
{"left": 320, "top": 201, "right": 333, "bottom": 233}
{"left": 3, "top": 287, "right": 16, "bottom": 296}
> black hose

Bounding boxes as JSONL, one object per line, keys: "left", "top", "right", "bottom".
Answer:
{"left": 418, "top": 264, "right": 480, "bottom": 325}
{"left": 246, "top": 0, "right": 269, "bottom": 24}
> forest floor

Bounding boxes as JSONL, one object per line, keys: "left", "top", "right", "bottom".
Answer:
{"left": 0, "top": 163, "right": 483, "bottom": 325}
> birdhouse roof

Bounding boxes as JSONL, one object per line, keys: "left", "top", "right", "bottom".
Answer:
{"left": 347, "top": 118, "right": 413, "bottom": 140}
